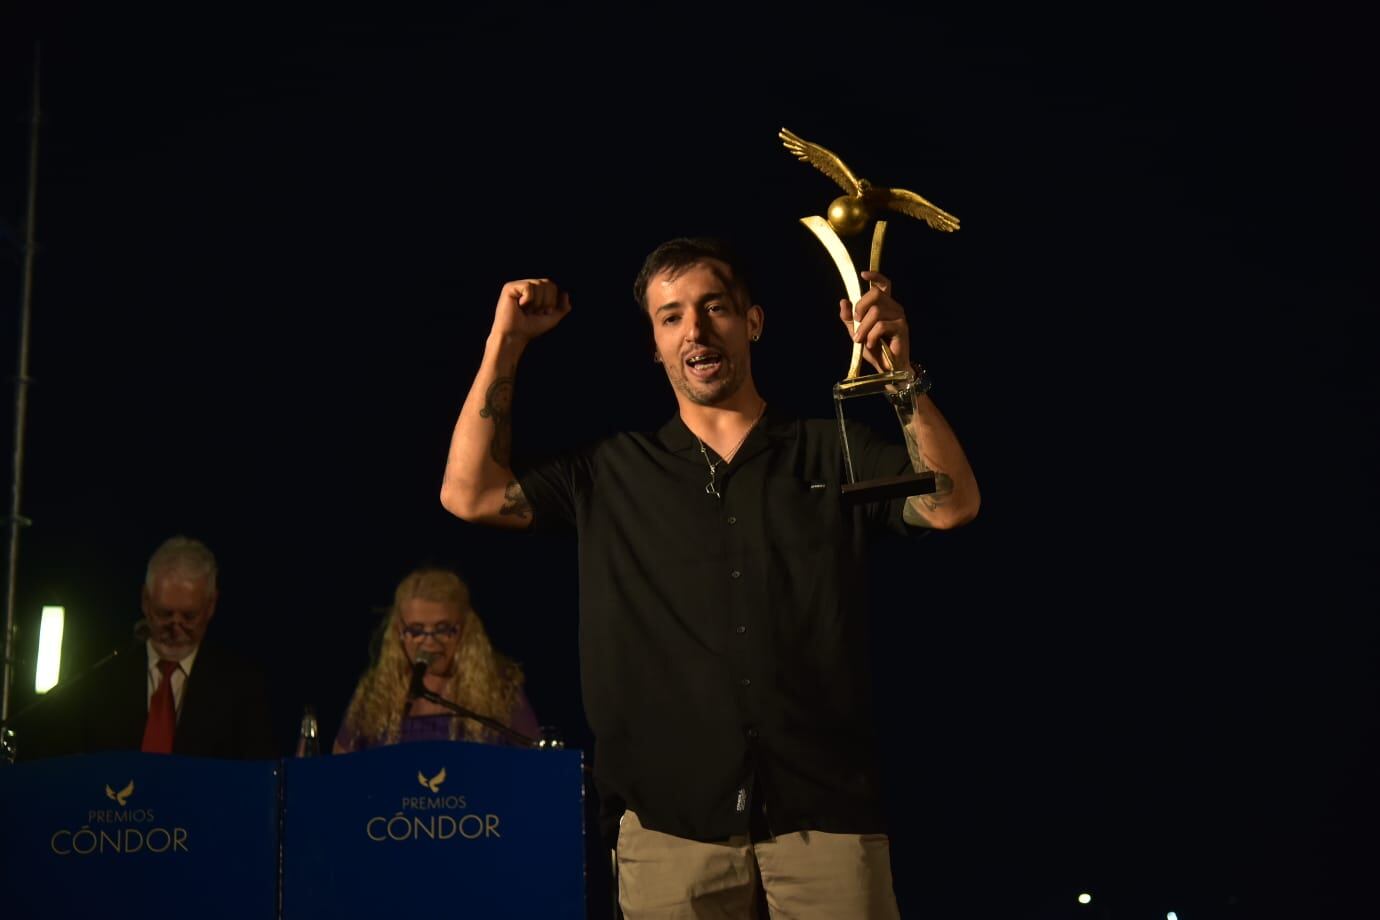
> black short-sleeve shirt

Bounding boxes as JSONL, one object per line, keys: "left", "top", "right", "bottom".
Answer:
{"left": 518, "top": 408, "right": 917, "bottom": 842}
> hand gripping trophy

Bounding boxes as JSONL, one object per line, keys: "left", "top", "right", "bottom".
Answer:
{"left": 779, "top": 127, "right": 959, "bottom": 503}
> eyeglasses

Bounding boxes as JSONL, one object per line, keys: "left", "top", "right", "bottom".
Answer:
{"left": 147, "top": 608, "right": 208, "bottom": 626}
{"left": 400, "top": 622, "right": 461, "bottom": 640}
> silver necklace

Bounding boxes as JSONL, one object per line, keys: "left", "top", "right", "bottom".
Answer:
{"left": 694, "top": 401, "right": 766, "bottom": 499}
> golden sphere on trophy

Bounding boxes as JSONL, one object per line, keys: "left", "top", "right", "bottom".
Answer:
{"left": 827, "top": 196, "right": 871, "bottom": 236}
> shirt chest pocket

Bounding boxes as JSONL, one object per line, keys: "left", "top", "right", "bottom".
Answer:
{"left": 761, "top": 476, "right": 836, "bottom": 549}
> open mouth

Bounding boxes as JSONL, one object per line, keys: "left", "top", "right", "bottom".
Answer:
{"left": 684, "top": 349, "right": 724, "bottom": 379}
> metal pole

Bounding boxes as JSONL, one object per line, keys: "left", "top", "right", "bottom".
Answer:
{"left": 2, "top": 43, "right": 42, "bottom": 723}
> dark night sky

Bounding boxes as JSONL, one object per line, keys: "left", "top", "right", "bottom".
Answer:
{"left": 2, "top": 8, "right": 1377, "bottom": 918}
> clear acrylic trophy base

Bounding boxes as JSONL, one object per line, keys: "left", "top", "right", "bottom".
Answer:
{"left": 833, "top": 367, "right": 937, "bottom": 505}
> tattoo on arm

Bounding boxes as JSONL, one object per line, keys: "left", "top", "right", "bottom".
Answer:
{"left": 902, "top": 473, "right": 954, "bottom": 525}
{"left": 479, "top": 377, "right": 515, "bottom": 466}
{"left": 499, "top": 480, "right": 532, "bottom": 519}
{"left": 894, "top": 402, "right": 954, "bottom": 523}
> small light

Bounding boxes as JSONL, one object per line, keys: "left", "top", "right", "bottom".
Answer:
{"left": 1077, "top": 893, "right": 1092, "bottom": 905}
{"left": 1167, "top": 912, "right": 1179, "bottom": 920}
{"left": 35, "top": 606, "right": 65, "bottom": 693}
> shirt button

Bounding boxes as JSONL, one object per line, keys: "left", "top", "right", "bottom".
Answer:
{"left": 735, "top": 625, "right": 747, "bottom": 634}
{"left": 740, "top": 677, "right": 752, "bottom": 687}
{"left": 730, "top": 570, "right": 741, "bottom": 579}
{"left": 727, "top": 516, "right": 737, "bottom": 525}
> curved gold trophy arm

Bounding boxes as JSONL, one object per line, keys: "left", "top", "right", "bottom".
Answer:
{"left": 800, "top": 217, "right": 896, "bottom": 378}
{"left": 800, "top": 216, "right": 864, "bottom": 379}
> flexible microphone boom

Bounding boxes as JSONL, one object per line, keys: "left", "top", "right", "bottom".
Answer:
{"left": 399, "top": 648, "right": 538, "bottom": 747}
{"left": 2, "top": 620, "right": 151, "bottom": 737}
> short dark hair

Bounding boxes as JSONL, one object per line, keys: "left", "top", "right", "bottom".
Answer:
{"left": 631, "top": 237, "right": 753, "bottom": 318}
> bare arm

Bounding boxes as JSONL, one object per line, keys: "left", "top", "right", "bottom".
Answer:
{"left": 892, "top": 391, "right": 980, "bottom": 529}
{"left": 845, "top": 271, "right": 980, "bottom": 530}
{"left": 440, "top": 279, "right": 570, "bottom": 528}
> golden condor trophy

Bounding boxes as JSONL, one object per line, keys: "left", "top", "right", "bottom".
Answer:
{"left": 779, "top": 127, "right": 959, "bottom": 504}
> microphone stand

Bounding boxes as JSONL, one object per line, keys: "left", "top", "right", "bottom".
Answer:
{"left": 409, "top": 687, "right": 540, "bottom": 748}
{"left": 0, "top": 629, "right": 144, "bottom": 763}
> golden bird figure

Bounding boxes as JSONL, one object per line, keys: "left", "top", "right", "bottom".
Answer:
{"left": 779, "top": 127, "right": 959, "bottom": 236}
{"left": 105, "top": 780, "right": 135, "bottom": 806}
{"left": 418, "top": 767, "right": 446, "bottom": 793}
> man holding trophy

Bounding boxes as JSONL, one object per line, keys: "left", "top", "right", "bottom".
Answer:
{"left": 440, "top": 133, "right": 978, "bottom": 918}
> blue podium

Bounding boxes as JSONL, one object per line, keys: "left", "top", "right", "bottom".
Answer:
{"left": 0, "top": 752, "right": 280, "bottom": 918}
{"left": 281, "top": 741, "right": 585, "bottom": 919}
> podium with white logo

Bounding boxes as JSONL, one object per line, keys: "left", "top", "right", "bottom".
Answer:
{"left": 280, "top": 741, "right": 585, "bottom": 919}
{"left": 0, "top": 752, "right": 280, "bottom": 918}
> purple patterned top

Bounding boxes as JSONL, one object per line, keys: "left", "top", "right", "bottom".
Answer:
{"left": 334, "top": 689, "right": 541, "bottom": 752}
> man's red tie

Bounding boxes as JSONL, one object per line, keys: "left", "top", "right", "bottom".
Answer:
{"left": 141, "top": 659, "right": 181, "bottom": 754}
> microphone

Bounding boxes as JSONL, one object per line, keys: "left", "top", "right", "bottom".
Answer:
{"left": 397, "top": 648, "right": 538, "bottom": 747}
{"left": 407, "top": 650, "right": 434, "bottom": 701}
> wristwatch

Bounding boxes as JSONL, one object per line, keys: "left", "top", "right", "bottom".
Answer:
{"left": 887, "top": 363, "right": 933, "bottom": 408}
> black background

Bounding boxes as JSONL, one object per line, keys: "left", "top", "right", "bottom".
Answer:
{"left": 2, "top": 8, "right": 1376, "bottom": 918}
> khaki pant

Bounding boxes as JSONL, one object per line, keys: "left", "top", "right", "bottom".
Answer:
{"left": 616, "top": 810, "right": 901, "bottom": 919}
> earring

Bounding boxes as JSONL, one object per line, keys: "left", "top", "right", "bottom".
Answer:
{"left": 751, "top": 334, "right": 761, "bottom": 342}
{"left": 653, "top": 354, "right": 662, "bottom": 363}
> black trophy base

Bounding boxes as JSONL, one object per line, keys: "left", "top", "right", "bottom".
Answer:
{"left": 840, "top": 471, "right": 937, "bottom": 505}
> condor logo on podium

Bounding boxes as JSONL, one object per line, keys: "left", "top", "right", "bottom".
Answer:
{"left": 49, "top": 781, "right": 190, "bottom": 857}
{"left": 365, "top": 765, "right": 503, "bottom": 844}
{"left": 105, "top": 780, "right": 135, "bottom": 806}
{"left": 417, "top": 767, "right": 446, "bottom": 793}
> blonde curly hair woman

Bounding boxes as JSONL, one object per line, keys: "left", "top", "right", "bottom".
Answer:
{"left": 332, "top": 568, "right": 538, "bottom": 751}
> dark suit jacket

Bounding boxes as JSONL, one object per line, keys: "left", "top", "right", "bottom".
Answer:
{"left": 24, "top": 640, "right": 278, "bottom": 761}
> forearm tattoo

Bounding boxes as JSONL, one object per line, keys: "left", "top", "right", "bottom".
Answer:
{"left": 479, "top": 377, "right": 515, "bottom": 466}
{"left": 499, "top": 480, "right": 532, "bottom": 519}
{"left": 894, "top": 401, "right": 953, "bottom": 523}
